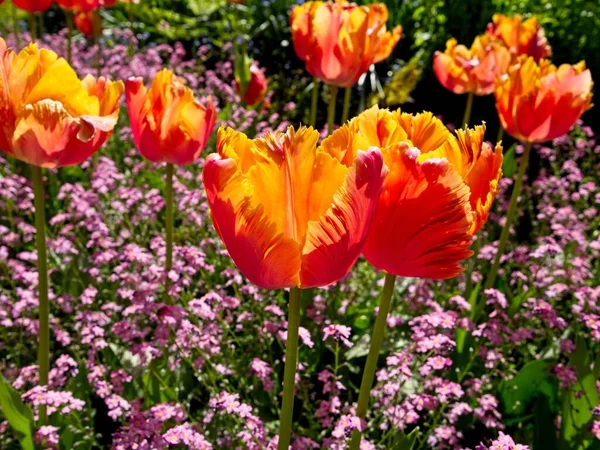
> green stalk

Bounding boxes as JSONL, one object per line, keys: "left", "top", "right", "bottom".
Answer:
{"left": 165, "top": 163, "right": 174, "bottom": 302}
{"left": 66, "top": 11, "right": 73, "bottom": 64}
{"left": 349, "top": 273, "right": 397, "bottom": 450}
{"left": 28, "top": 13, "right": 36, "bottom": 40}
{"left": 464, "top": 235, "right": 481, "bottom": 300}
{"left": 484, "top": 141, "right": 532, "bottom": 289}
{"left": 92, "top": 10, "right": 101, "bottom": 78}
{"left": 12, "top": 4, "right": 21, "bottom": 49}
{"left": 31, "top": 165, "right": 49, "bottom": 424}
{"left": 462, "top": 92, "right": 474, "bottom": 127}
{"left": 309, "top": 78, "right": 319, "bottom": 128}
{"left": 340, "top": 86, "right": 352, "bottom": 125}
{"left": 277, "top": 287, "right": 302, "bottom": 450}
{"left": 496, "top": 126, "right": 504, "bottom": 143}
{"left": 327, "top": 85, "right": 338, "bottom": 135}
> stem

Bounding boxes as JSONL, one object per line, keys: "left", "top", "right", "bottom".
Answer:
{"left": 165, "top": 163, "right": 174, "bottom": 302}
{"left": 349, "top": 273, "right": 397, "bottom": 450}
{"left": 66, "top": 11, "right": 73, "bottom": 64}
{"left": 462, "top": 92, "right": 474, "bottom": 127}
{"left": 341, "top": 86, "right": 352, "bottom": 125}
{"left": 277, "top": 287, "right": 302, "bottom": 450}
{"left": 496, "top": 126, "right": 504, "bottom": 143}
{"left": 92, "top": 10, "right": 101, "bottom": 78}
{"left": 464, "top": 235, "right": 482, "bottom": 300}
{"left": 31, "top": 165, "right": 49, "bottom": 424}
{"left": 309, "top": 78, "right": 319, "bottom": 128}
{"left": 12, "top": 4, "right": 21, "bottom": 49}
{"left": 484, "top": 141, "right": 532, "bottom": 289}
{"left": 28, "top": 13, "right": 36, "bottom": 40}
{"left": 327, "top": 85, "right": 338, "bottom": 135}
{"left": 127, "top": 2, "right": 134, "bottom": 54}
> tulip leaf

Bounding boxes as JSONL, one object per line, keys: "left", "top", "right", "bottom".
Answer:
{"left": 0, "top": 375, "right": 35, "bottom": 450}
{"left": 559, "top": 337, "right": 598, "bottom": 449}
{"left": 501, "top": 359, "right": 553, "bottom": 416}
{"left": 391, "top": 426, "right": 420, "bottom": 450}
{"left": 502, "top": 145, "right": 517, "bottom": 178}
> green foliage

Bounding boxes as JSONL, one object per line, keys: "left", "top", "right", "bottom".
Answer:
{"left": 0, "top": 375, "right": 34, "bottom": 450}
{"left": 560, "top": 337, "right": 599, "bottom": 449}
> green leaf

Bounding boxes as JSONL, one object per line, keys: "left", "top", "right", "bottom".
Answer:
{"left": 501, "top": 359, "right": 552, "bottom": 416}
{"left": 534, "top": 394, "right": 559, "bottom": 450}
{"left": 502, "top": 145, "right": 517, "bottom": 178}
{"left": 508, "top": 288, "right": 532, "bottom": 316}
{"left": 560, "top": 337, "right": 599, "bottom": 449}
{"left": 0, "top": 375, "right": 35, "bottom": 450}
{"left": 391, "top": 426, "right": 420, "bottom": 450}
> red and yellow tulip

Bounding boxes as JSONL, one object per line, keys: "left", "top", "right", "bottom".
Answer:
{"left": 487, "top": 14, "right": 551, "bottom": 62}
{"left": 13, "top": 0, "right": 52, "bottom": 12}
{"left": 322, "top": 106, "right": 502, "bottom": 279}
{"left": 55, "top": 0, "right": 117, "bottom": 12}
{"left": 202, "top": 125, "right": 387, "bottom": 289}
{"left": 433, "top": 34, "right": 511, "bottom": 96}
{"left": 0, "top": 38, "right": 123, "bottom": 168}
{"left": 495, "top": 56, "right": 593, "bottom": 143}
{"left": 290, "top": 0, "right": 401, "bottom": 88}
{"left": 125, "top": 69, "right": 217, "bottom": 166}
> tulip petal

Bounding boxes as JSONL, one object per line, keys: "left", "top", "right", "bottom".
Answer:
{"left": 203, "top": 154, "right": 302, "bottom": 289}
{"left": 301, "top": 148, "right": 387, "bottom": 288}
{"left": 362, "top": 145, "right": 474, "bottom": 279}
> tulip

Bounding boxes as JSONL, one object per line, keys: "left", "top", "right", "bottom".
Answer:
{"left": 487, "top": 14, "right": 552, "bottom": 62}
{"left": 74, "top": 10, "right": 95, "bottom": 36}
{"left": 12, "top": 0, "right": 52, "bottom": 12}
{"left": 235, "top": 64, "right": 267, "bottom": 107}
{"left": 0, "top": 38, "right": 123, "bottom": 422}
{"left": 485, "top": 56, "right": 593, "bottom": 290}
{"left": 126, "top": 68, "right": 216, "bottom": 300}
{"left": 290, "top": 0, "right": 401, "bottom": 132}
{"left": 329, "top": 106, "right": 502, "bottom": 449}
{"left": 203, "top": 125, "right": 387, "bottom": 448}
{"left": 433, "top": 34, "right": 511, "bottom": 126}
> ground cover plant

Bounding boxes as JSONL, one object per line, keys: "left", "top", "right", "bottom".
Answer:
{"left": 0, "top": 0, "right": 598, "bottom": 449}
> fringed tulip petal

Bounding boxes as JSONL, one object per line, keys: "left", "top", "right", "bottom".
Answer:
{"left": 290, "top": 0, "right": 401, "bottom": 87}
{"left": 203, "top": 155, "right": 302, "bottom": 289}
{"left": 300, "top": 148, "right": 387, "bottom": 287}
{"left": 362, "top": 145, "right": 474, "bottom": 279}
{"left": 433, "top": 35, "right": 510, "bottom": 96}
{"left": 203, "top": 125, "right": 386, "bottom": 289}
{"left": 330, "top": 106, "right": 502, "bottom": 279}
{"left": 487, "top": 14, "right": 552, "bottom": 61}
{"left": 125, "top": 69, "right": 217, "bottom": 166}
{"left": 0, "top": 39, "right": 123, "bottom": 168}
{"left": 494, "top": 56, "right": 593, "bottom": 143}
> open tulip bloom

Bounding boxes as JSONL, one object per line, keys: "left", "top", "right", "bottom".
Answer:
{"left": 126, "top": 69, "right": 217, "bottom": 300}
{"left": 434, "top": 34, "right": 511, "bottom": 126}
{"left": 486, "top": 14, "right": 552, "bottom": 62}
{"left": 323, "top": 106, "right": 503, "bottom": 449}
{"left": 484, "top": 56, "right": 593, "bottom": 290}
{"left": 290, "top": 0, "right": 402, "bottom": 131}
{"left": 203, "top": 125, "right": 387, "bottom": 448}
{"left": 0, "top": 37, "right": 123, "bottom": 421}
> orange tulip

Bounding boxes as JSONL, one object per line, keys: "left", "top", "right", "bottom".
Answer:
{"left": 290, "top": 0, "right": 402, "bottom": 88}
{"left": 0, "top": 39, "right": 123, "bottom": 168}
{"left": 433, "top": 34, "right": 511, "bottom": 96}
{"left": 202, "top": 126, "right": 387, "bottom": 289}
{"left": 495, "top": 56, "right": 593, "bottom": 143}
{"left": 321, "top": 106, "right": 502, "bottom": 279}
{"left": 487, "top": 14, "right": 551, "bottom": 61}
{"left": 235, "top": 65, "right": 268, "bottom": 107}
{"left": 13, "top": 0, "right": 52, "bottom": 12}
{"left": 125, "top": 69, "right": 217, "bottom": 166}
